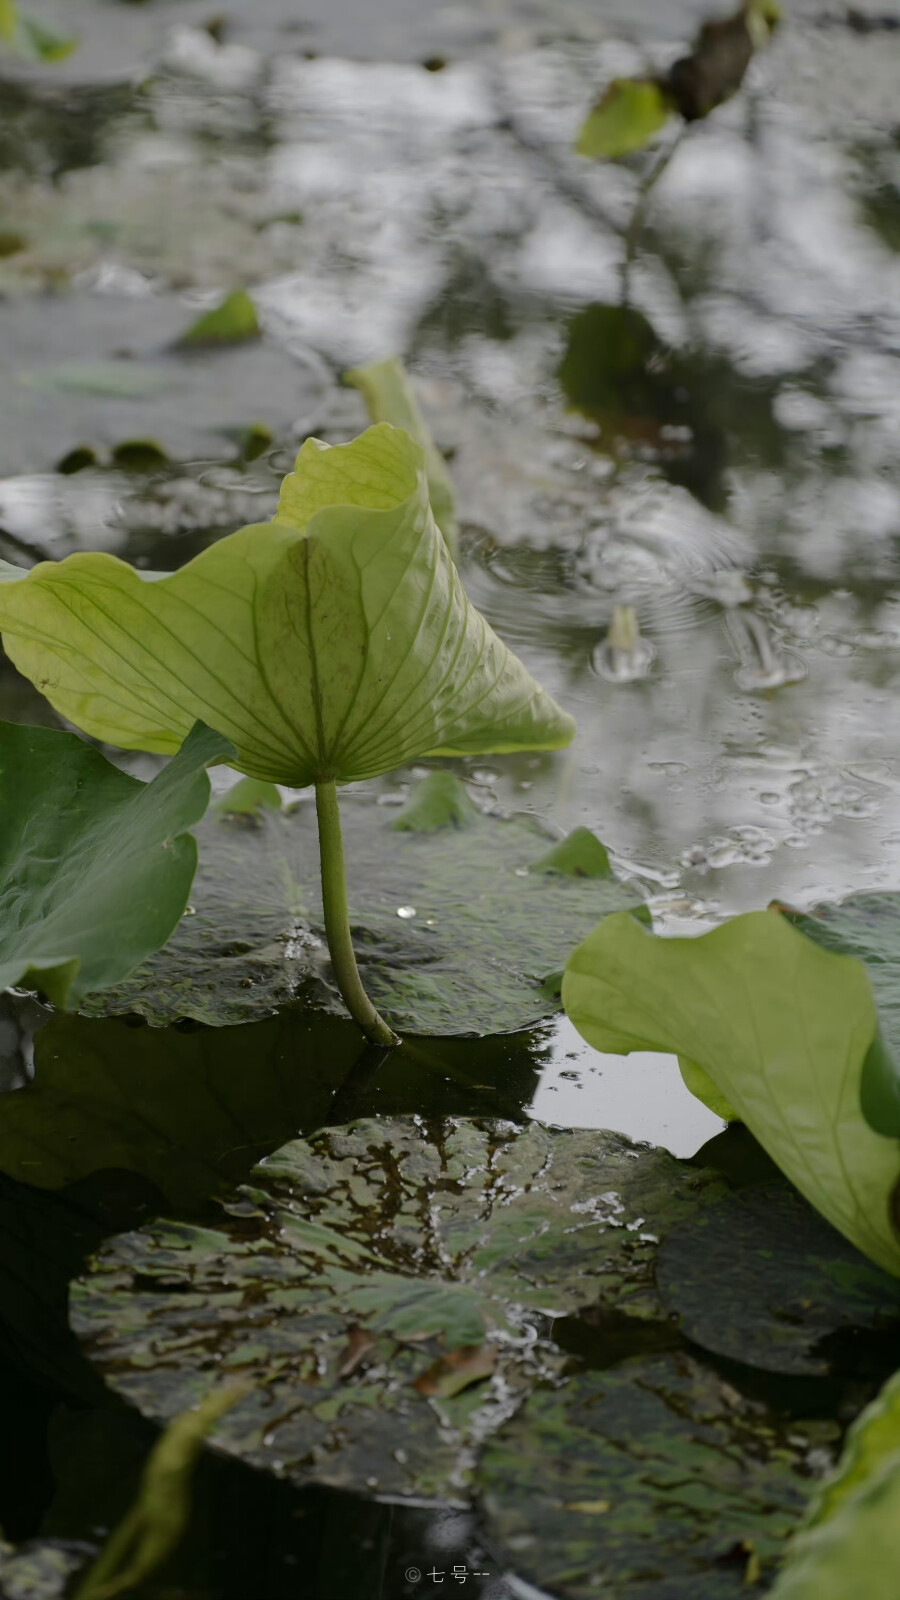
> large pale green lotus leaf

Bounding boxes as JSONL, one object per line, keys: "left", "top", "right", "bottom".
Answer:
{"left": 0, "top": 719, "right": 230, "bottom": 1008}
{"left": 782, "top": 895, "right": 900, "bottom": 1136}
{"left": 0, "top": 425, "right": 573, "bottom": 786}
{"left": 562, "top": 910, "right": 900, "bottom": 1275}
{"left": 345, "top": 357, "right": 458, "bottom": 550}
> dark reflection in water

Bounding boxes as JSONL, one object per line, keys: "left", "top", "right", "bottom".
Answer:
{"left": 557, "top": 301, "right": 787, "bottom": 512}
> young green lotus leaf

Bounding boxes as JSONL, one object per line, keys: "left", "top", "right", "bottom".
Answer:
{"left": 345, "top": 357, "right": 458, "bottom": 551}
{"left": 174, "top": 288, "right": 260, "bottom": 349}
{"left": 769, "top": 1369, "right": 900, "bottom": 1600}
{"left": 562, "top": 909, "right": 900, "bottom": 1275}
{"left": 0, "top": 0, "right": 76, "bottom": 61}
{"left": 576, "top": 79, "right": 674, "bottom": 160}
{"left": 0, "top": 425, "right": 573, "bottom": 787}
{"left": 0, "top": 719, "right": 231, "bottom": 1009}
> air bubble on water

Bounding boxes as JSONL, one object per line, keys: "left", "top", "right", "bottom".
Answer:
{"left": 593, "top": 604, "right": 655, "bottom": 683}
{"left": 397, "top": 905, "right": 417, "bottom": 919}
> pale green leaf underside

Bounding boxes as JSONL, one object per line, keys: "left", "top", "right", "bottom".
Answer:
{"left": 0, "top": 425, "right": 574, "bottom": 786}
{"left": 804, "top": 1367, "right": 900, "bottom": 1531}
{"left": 562, "top": 910, "right": 900, "bottom": 1275}
{"left": 770, "top": 1453, "right": 900, "bottom": 1600}
{"left": 0, "top": 720, "right": 230, "bottom": 1007}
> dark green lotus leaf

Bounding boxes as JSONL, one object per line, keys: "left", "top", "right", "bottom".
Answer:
{"left": 478, "top": 1353, "right": 811, "bottom": 1600}
{"left": 657, "top": 1183, "right": 900, "bottom": 1376}
{"left": 0, "top": 720, "right": 230, "bottom": 1009}
{"left": 784, "top": 896, "right": 900, "bottom": 1136}
{"left": 0, "top": 1538, "right": 92, "bottom": 1600}
{"left": 71, "top": 1117, "right": 726, "bottom": 1502}
{"left": 81, "top": 789, "right": 645, "bottom": 1034}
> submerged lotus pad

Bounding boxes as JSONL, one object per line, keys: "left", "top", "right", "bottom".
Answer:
{"left": 71, "top": 1117, "right": 726, "bottom": 1502}
{"left": 0, "top": 425, "right": 574, "bottom": 786}
{"left": 478, "top": 1354, "right": 810, "bottom": 1600}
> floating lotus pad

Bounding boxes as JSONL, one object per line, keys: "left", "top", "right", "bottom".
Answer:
{"left": 657, "top": 1183, "right": 900, "bottom": 1376}
{"left": 81, "top": 797, "right": 645, "bottom": 1034}
{"left": 70, "top": 1117, "right": 726, "bottom": 1503}
{"left": 478, "top": 1353, "right": 811, "bottom": 1600}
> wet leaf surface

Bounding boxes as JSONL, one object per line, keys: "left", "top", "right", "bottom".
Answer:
{"left": 478, "top": 1353, "right": 812, "bottom": 1600}
{"left": 657, "top": 1183, "right": 900, "bottom": 1376}
{"left": 82, "top": 791, "right": 645, "bottom": 1033}
{"left": 71, "top": 1116, "right": 726, "bottom": 1502}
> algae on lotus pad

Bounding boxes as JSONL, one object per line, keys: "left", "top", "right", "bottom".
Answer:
{"left": 71, "top": 1116, "right": 725, "bottom": 1503}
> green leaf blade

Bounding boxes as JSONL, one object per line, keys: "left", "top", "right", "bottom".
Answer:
{"left": 175, "top": 289, "right": 260, "bottom": 348}
{"left": 576, "top": 79, "right": 673, "bottom": 160}
{"left": 562, "top": 909, "right": 900, "bottom": 1275}
{"left": 0, "top": 719, "right": 231, "bottom": 1008}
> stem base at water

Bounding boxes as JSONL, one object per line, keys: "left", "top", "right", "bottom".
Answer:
{"left": 315, "top": 779, "right": 399, "bottom": 1048}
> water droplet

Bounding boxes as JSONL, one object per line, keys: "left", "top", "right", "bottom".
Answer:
{"left": 397, "top": 905, "right": 416, "bottom": 919}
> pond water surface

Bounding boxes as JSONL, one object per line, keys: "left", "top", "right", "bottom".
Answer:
{"left": 2, "top": 1, "right": 900, "bottom": 1595}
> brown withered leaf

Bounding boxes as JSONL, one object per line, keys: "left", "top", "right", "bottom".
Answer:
{"left": 337, "top": 1325, "right": 377, "bottom": 1380}
{"left": 414, "top": 1343, "right": 497, "bottom": 1400}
